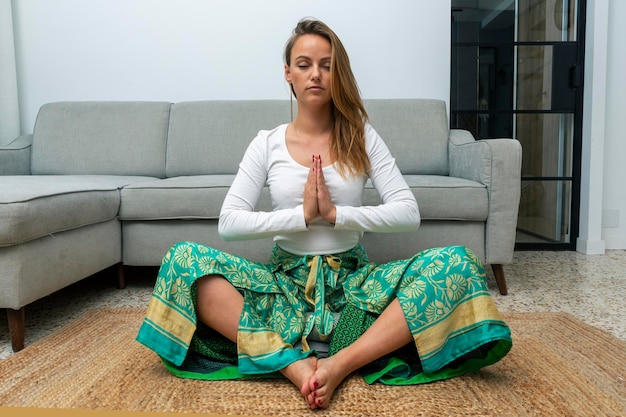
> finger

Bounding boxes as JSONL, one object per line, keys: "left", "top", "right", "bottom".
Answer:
{"left": 307, "top": 155, "right": 317, "bottom": 182}
{"left": 303, "top": 155, "right": 319, "bottom": 224}
{"left": 306, "top": 156, "right": 317, "bottom": 193}
{"left": 317, "top": 156, "right": 330, "bottom": 196}
{"left": 314, "top": 155, "right": 336, "bottom": 223}
{"left": 315, "top": 155, "right": 323, "bottom": 183}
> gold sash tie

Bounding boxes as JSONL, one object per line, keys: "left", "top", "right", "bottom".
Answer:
{"left": 301, "top": 254, "right": 341, "bottom": 352}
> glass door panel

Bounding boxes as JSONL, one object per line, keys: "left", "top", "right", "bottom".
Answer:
{"left": 451, "top": 0, "right": 584, "bottom": 248}
{"left": 517, "top": 180, "right": 572, "bottom": 243}
{"left": 518, "top": 0, "right": 578, "bottom": 42}
{"left": 517, "top": 114, "right": 573, "bottom": 242}
{"left": 517, "top": 113, "right": 573, "bottom": 178}
{"left": 516, "top": 45, "right": 554, "bottom": 111}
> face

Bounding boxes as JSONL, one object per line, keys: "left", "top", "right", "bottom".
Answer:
{"left": 285, "top": 34, "right": 332, "bottom": 106}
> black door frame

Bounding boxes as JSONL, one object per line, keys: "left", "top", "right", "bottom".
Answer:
{"left": 450, "top": 0, "right": 587, "bottom": 251}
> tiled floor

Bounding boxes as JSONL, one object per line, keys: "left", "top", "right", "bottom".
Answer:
{"left": 1, "top": 250, "right": 625, "bottom": 360}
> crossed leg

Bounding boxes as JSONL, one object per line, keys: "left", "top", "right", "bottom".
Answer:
{"left": 306, "top": 298, "right": 413, "bottom": 408}
{"left": 195, "top": 275, "right": 319, "bottom": 408}
{"left": 196, "top": 275, "right": 413, "bottom": 410}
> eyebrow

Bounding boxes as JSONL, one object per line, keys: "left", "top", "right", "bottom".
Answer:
{"left": 294, "top": 56, "right": 331, "bottom": 62}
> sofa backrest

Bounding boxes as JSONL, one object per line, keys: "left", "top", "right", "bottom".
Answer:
{"left": 31, "top": 102, "right": 171, "bottom": 177}
{"left": 29, "top": 99, "right": 449, "bottom": 177}
{"left": 167, "top": 99, "right": 449, "bottom": 177}
{"left": 364, "top": 99, "right": 449, "bottom": 175}
{"left": 166, "top": 100, "right": 293, "bottom": 177}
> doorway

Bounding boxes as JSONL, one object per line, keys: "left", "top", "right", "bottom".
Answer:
{"left": 450, "top": 0, "right": 586, "bottom": 249}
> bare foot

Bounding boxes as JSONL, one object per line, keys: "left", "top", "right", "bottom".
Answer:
{"left": 280, "top": 356, "right": 318, "bottom": 409}
{"left": 308, "top": 355, "right": 351, "bottom": 409}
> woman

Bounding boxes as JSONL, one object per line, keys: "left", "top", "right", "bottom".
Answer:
{"left": 137, "top": 19, "right": 511, "bottom": 410}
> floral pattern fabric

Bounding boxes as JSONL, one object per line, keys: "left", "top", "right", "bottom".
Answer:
{"left": 137, "top": 242, "right": 512, "bottom": 381}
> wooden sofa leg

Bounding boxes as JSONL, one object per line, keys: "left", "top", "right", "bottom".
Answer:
{"left": 7, "top": 307, "right": 25, "bottom": 352}
{"left": 116, "top": 262, "right": 126, "bottom": 289}
{"left": 491, "top": 264, "right": 508, "bottom": 295}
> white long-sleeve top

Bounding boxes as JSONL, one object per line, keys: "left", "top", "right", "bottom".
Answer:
{"left": 218, "top": 123, "right": 420, "bottom": 255}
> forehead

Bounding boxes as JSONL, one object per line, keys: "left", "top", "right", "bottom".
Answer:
{"left": 291, "top": 34, "right": 331, "bottom": 59}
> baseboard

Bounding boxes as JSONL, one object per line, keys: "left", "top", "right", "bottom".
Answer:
{"left": 575, "top": 238, "right": 606, "bottom": 254}
{"left": 604, "top": 235, "right": 626, "bottom": 249}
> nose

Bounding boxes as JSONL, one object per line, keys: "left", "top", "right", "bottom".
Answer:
{"left": 311, "top": 65, "right": 321, "bottom": 81}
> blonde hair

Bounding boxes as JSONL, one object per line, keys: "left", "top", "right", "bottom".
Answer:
{"left": 284, "top": 19, "right": 370, "bottom": 177}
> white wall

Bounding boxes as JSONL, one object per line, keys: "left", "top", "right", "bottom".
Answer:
{"left": 0, "top": 0, "right": 19, "bottom": 142}
{"left": 579, "top": 0, "right": 626, "bottom": 252}
{"left": 12, "top": 0, "right": 450, "bottom": 131}
{"left": 578, "top": 0, "right": 609, "bottom": 254}
{"left": 601, "top": 0, "right": 626, "bottom": 249}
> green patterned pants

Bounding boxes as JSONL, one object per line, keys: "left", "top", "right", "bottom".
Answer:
{"left": 136, "top": 242, "right": 512, "bottom": 384}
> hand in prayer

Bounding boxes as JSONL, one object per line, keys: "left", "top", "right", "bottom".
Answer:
{"left": 304, "top": 154, "right": 336, "bottom": 226}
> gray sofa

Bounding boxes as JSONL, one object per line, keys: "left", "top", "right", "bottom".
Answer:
{"left": 0, "top": 99, "right": 522, "bottom": 352}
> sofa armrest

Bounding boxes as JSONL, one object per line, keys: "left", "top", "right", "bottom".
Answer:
{"left": 0, "top": 134, "right": 33, "bottom": 175}
{"left": 449, "top": 129, "right": 522, "bottom": 265}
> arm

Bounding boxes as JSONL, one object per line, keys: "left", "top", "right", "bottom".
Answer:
{"left": 0, "top": 135, "right": 32, "bottom": 175}
{"left": 218, "top": 132, "right": 308, "bottom": 241}
{"left": 335, "top": 125, "right": 420, "bottom": 233}
{"left": 448, "top": 129, "right": 522, "bottom": 264}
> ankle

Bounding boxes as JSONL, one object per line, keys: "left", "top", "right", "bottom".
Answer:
{"left": 326, "top": 350, "right": 357, "bottom": 379}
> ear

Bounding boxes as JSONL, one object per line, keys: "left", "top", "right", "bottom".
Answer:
{"left": 284, "top": 64, "right": 292, "bottom": 84}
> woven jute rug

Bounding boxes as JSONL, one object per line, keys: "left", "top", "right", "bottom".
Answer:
{"left": 0, "top": 308, "right": 625, "bottom": 417}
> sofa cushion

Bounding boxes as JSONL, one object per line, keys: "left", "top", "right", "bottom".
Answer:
{"left": 120, "top": 174, "right": 486, "bottom": 222}
{"left": 31, "top": 102, "right": 171, "bottom": 177}
{"left": 0, "top": 175, "right": 155, "bottom": 246}
{"left": 364, "top": 99, "right": 449, "bottom": 176}
{"left": 119, "top": 175, "right": 274, "bottom": 221}
{"left": 166, "top": 101, "right": 293, "bottom": 177}
{"left": 363, "top": 175, "right": 488, "bottom": 221}
{"left": 120, "top": 175, "right": 231, "bottom": 220}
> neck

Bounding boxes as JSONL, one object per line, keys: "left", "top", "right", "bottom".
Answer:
{"left": 292, "top": 102, "right": 333, "bottom": 136}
